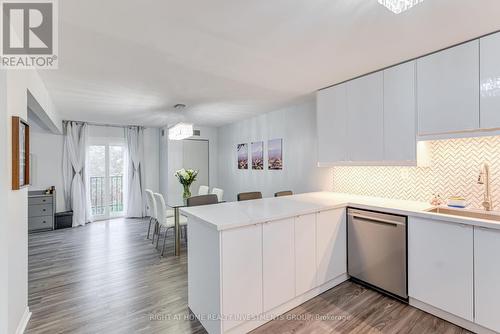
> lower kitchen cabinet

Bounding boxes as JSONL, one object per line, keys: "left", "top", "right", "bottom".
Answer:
{"left": 221, "top": 224, "right": 263, "bottom": 331}
{"left": 474, "top": 227, "right": 500, "bottom": 332}
{"left": 316, "top": 208, "right": 347, "bottom": 285}
{"left": 263, "top": 218, "right": 295, "bottom": 311}
{"left": 295, "top": 214, "right": 317, "bottom": 295}
{"left": 408, "top": 217, "right": 474, "bottom": 321}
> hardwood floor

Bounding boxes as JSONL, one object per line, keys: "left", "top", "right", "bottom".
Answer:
{"left": 27, "top": 218, "right": 204, "bottom": 334}
{"left": 27, "top": 218, "right": 471, "bottom": 334}
{"left": 251, "top": 283, "right": 472, "bottom": 334}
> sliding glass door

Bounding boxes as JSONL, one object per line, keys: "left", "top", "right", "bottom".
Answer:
{"left": 88, "top": 142, "right": 125, "bottom": 220}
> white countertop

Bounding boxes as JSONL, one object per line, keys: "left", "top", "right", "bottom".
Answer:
{"left": 180, "top": 192, "right": 500, "bottom": 231}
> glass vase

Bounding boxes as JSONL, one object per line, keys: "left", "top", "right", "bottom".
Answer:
{"left": 182, "top": 184, "right": 191, "bottom": 201}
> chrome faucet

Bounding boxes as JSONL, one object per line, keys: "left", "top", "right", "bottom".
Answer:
{"left": 478, "top": 162, "right": 492, "bottom": 211}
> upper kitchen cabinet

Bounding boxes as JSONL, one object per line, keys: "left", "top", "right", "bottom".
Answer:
{"left": 347, "top": 72, "right": 384, "bottom": 162}
{"left": 317, "top": 84, "right": 348, "bottom": 165}
{"left": 417, "top": 40, "right": 480, "bottom": 135}
{"left": 480, "top": 32, "right": 500, "bottom": 129}
{"left": 316, "top": 62, "right": 417, "bottom": 165}
{"left": 383, "top": 61, "right": 416, "bottom": 162}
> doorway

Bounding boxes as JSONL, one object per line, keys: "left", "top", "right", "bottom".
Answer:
{"left": 88, "top": 141, "right": 126, "bottom": 220}
{"left": 182, "top": 139, "right": 209, "bottom": 194}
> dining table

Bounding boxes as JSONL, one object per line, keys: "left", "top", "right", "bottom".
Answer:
{"left": 167, "top": 197, "right": 225, "bottom": 256}
{"left": 166, "top": 198, "right": 187, "bottom": 256}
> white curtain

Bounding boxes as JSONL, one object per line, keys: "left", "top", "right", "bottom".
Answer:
{"left": 62, "top": 122, "right": 90, "bottom": 227}
{"left": 125, "top": 126, "right": 145, "bottom": 218}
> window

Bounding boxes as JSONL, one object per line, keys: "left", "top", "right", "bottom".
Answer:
{"left": 88, "top": 141, "right": 125, "bottom": 220}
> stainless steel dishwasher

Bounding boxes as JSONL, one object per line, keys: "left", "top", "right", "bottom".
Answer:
{"left": 347, "top": 208, "right": 408, "bottom": 300}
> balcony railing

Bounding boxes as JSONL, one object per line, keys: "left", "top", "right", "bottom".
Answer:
{"left": 90, "top": 175, "right": 124, "bottom": 216}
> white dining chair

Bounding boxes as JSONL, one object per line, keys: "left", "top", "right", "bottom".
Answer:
{"left": 211, "top": 188, "right": 224, "bottom": 202}
{"left": 154, "top": 192, "right": 187, "bottom": 256}
{"left": 145, "top": 189, "right": 157, "bottom": 239}
{"left": 198, "top": 185, "right": 209, "bottom": 195}
{"left": 146, "top": 189, "right": 174, "bottom": 241}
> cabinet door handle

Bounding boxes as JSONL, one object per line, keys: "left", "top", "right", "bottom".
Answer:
{"left": 42, "top": 209, "right": 46, "bottom": 212}
{"left": 43, "top": 221, "right": 46, "bottom": 224}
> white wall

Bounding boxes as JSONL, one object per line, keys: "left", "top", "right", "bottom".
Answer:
{"left": 217, "top": 100, "right": 333, "bottom": 201}
{"left": 0, "top": 70, "right": 9, "bottom": 334}
{"left": 29, "top": 122, "right": 65, "bottom": 210}
{"left": 162, "top": 126, "right": 218, "bottom": 202}
{"left": 7, "top": 71, "right": 30, "bottom": 334}
{"left": 2, "top": 69, "right": 60, "bottom": 334}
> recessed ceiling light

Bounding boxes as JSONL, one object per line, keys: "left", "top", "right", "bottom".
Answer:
{"left": 378, "top": 0, "right": 424, "bottom": 14}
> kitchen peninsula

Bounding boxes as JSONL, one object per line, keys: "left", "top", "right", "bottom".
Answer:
{"left": 181, "top": 192, "right": 500, "bottom": 334}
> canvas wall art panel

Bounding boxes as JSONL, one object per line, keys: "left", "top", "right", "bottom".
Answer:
{"left": 237, "top": 143, "right": 248, "bottom": 169}
{"left": 251, "top": 141, "right": 264, "bottom": 170}
{"left": 268, "top": 138, "right": 283, "bottom": 170}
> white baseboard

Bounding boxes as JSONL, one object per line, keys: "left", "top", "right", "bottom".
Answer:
{"left": 226, "top": 273, "right": 349, "bottom": 334}
{"left": 409, "top": 298, "right": 498, "bottom": 334}
{"left": 15, "top": 307, "right": 31, "bottom": 334}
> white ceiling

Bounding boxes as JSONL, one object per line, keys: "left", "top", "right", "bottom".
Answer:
{"left": 39, "top": 0, "right": 500, "bottom": 127}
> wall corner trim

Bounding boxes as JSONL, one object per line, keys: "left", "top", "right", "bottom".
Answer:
{"left": 15, "top": 307, "right": 31, "bottom": 334}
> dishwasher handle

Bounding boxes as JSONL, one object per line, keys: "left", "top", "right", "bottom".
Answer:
{"left": 349, "top": 213, "right": 406, "bottom": 227}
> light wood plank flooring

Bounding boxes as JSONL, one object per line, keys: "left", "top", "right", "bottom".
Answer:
{"left": 27, "top": 218, "right": 471, "bottom": 334}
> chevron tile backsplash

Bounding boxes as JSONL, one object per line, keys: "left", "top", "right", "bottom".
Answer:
{"left": 333, "top": 136, "right": 500, "bottom": 209}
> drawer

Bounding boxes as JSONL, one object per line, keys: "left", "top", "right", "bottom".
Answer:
{"left": 29, "top": 216, "right": 53, "bottom": 231}
{"left": 29, "top": 204, "right": 53, "bottom": 217}
{"left": 29, "top": 196, "right": 53, "bottom": 205}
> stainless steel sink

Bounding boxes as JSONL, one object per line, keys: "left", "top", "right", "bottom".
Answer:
{"left": 426, "top": 207, "right": 500, "bottom": 222}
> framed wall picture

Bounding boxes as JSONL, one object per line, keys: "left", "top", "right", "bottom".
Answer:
{"left": 251, "top": 141, "right": 264, "bottom": 170}
{"left": 12, "top": 116, "right": 30, "bottom": 190}
{"left": 268, "top": 138, "right": 283, "bottom": 170}
{"left": 237, "top": 143, "right": 248, "bottom": 169}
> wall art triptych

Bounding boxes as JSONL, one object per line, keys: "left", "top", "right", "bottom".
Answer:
{"left": 237, "top": 138, "right": 282, "bottom": 171}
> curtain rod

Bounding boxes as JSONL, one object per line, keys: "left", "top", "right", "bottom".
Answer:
{"left": 62, "top": 120, "right": 145, "bottom": 129}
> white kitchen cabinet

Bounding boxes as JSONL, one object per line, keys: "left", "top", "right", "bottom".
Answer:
{"left": 474, "top": 227, "right": 500, "bottom": 332}
{"left": 263, "top": 218, "right": 295, "bottom": 311}
{"left": 480, "top": 32, "right": 500, "bottom": 129}
{"left": 347, "top": 72, "right": 384, "bottom": 161}
{"left": 408, "top": 217, "right": 473, "bottom": 321}
{"left": 294, "top": 214, "right": 317, "bottom": 296}
{"left": 383, "top": 61, "right": 416, "bottom": 162}
{"left": 316, "top": 208, "right": 346, "bottom": 285}
{"left": 316, "top": 84, "right": 348, "bottom": 164}
{"left": 417, "top": 40, "right": 480, "bottom": 135}
{"left": 221, "top": 224, "right": 263, "bottom": 331}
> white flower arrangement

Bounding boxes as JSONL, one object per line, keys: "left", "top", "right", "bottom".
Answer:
{"left": 174, "top": 168, "right": 199, "bottom": 186}
{"left": 174, "top": 168, "right": 199, "bottom": 199}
